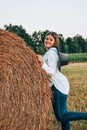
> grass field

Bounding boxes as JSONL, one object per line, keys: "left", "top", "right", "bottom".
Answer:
{"left": 46, "top": 62, "right": 87, "bottom": 130}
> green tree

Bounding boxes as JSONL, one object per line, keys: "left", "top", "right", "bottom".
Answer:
{"left": 59, "top": 34, "right": 66, "bottom": 52}
{"left": 66, "top": 37, "right": 73, "bottom": 53}
{"left": 4, "top": 24, "right": 87, "bottom": 53}
{"left": 76, "top": 35, "right": 87, "bottom": 52}
{"left": 31, "top": 30, "right": 49, "bottom": 55}
{"left": 72, "top": 36, "right": 80, "bottom": 53}
{"left": 4, "top": 24, "right": 32, "bottom": 47}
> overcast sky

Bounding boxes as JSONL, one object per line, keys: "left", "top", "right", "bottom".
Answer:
{"left": 0, "top": 0, "right": 87, "bottom": 38}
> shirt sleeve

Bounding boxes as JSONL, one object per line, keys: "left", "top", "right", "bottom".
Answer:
{"left": 42, "top": 49, "right": 59, "bottom": 75}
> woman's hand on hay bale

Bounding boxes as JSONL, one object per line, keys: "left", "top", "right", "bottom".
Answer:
{"left": 37, "top": 54, "right": 43, "bottom": 67}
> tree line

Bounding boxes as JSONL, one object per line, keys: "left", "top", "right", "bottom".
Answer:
{"left": 3, "top": 24, "right": 87, "bottom": 55}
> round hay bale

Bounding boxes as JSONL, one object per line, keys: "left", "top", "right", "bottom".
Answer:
{"left": 0, "top": 29, "right": 51, "bottom": 130}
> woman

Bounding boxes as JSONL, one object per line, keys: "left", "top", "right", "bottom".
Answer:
{"left": 37, "top": 31, "right": 87, "bottom": 130}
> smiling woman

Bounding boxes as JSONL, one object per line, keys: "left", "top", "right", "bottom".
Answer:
{"left": 37, "top": 31, "right": 87, "bottom": 130}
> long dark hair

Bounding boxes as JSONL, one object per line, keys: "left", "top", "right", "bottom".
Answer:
{"left": 44, "top": 31, "right": 59, "bottom": 47}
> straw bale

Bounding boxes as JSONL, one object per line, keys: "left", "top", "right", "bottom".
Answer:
{"left": 0, "top": 29, "right": 51, "bottom": 130}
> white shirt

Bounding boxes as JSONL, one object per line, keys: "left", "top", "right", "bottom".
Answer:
{"left": 42, "top": 47, "right": 70, "bottom": 95}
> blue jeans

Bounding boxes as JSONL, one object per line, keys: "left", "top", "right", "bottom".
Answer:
{"left": 51, "top": 85, "right": 87, "bottom": 130}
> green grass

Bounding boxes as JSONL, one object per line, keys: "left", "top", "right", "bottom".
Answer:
{"left": 46, "top": 62, "right": 87, "bottom": 130}
{"left": 69, "top": 52, "right": 87, "bottom": 62}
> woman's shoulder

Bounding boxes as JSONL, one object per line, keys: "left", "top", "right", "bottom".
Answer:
{"left": 48, "top": 47, "right": 57, "bottom": 54}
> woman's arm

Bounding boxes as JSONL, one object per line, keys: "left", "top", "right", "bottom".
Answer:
{"left": 42, "top": 51, "right": 58, "bottom": 75}
{"left": 37, "top": 49, "right": 59, "bottom": 75}
{"left": 37, "top": 54, "right": 43, "bottom": 66}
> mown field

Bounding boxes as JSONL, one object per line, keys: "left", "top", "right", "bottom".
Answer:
{"left": 46, "top": 62, "right": 87, "bottom": 130}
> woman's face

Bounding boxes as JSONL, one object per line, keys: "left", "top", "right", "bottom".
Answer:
{"left": 44, "top": 35, "right": 55, "bottom": 49}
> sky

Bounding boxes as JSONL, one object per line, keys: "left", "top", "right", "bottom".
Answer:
{"left": 0, "top": 0, "right": 87, "bottom": 39}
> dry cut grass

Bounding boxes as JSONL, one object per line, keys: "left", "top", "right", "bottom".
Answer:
{"left": 0, "top": 29, "right": 51, "bottom": 130}
{"left": 47, "top": 62, "right": 87, "bottom": 130}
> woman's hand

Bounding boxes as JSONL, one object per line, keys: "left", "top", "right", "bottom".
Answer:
{"left": 37, "top": 54, "right": 43, "bottom": 66}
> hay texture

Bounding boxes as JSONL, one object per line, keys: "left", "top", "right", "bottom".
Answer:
{"left": 0, "top": 29, "right": 51, "bottom": 130}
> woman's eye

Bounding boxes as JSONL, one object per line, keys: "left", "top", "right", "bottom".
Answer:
{"left": 50, "top": 38, "right": 53, "bottom": 41}
{"left": 46, "top": 38, "right": 48, "bottom": 40}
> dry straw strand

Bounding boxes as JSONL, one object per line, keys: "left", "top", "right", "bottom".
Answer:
{"left": 0, "top": 29, "right": 51, "bottom": 130}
